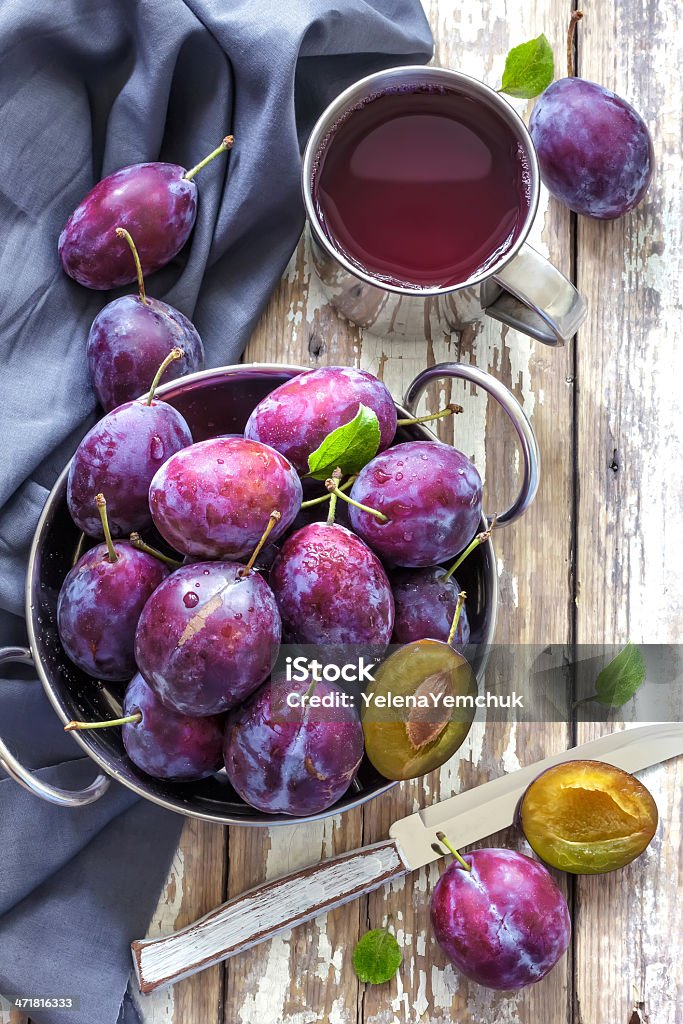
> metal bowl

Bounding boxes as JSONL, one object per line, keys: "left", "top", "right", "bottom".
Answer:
{"left": 0, "top": 362, "right": 539, "bottom": 825}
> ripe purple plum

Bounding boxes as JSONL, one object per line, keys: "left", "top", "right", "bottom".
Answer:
{"left": 348, "top": 441, "right": 482, "bottom": 567}
{"left": 223, "top": 677, "right": 364, "bottom": 816}
{"left": 67, "top": 359, "right": 192, "bottom": 538}
{"left": 121, "top": 674, "right": 224, "bottom": 781}
{"left": 59, "top": 137, "right": 233, "bottom": 289}
{"left": 431, "top": 848, "right": 571, "bottom": 990}
{"left": 149, "top": 437, "right": 302, "bottom": 560}
{"left": 244, "top": 366, "right": 397, "bottom": 473}
{"left": 391, "top": 567, "right": 470, "bottom": 649}
{"left": 57, "top": 499, "right": 169, "bottom": 680}
{"left": 135, "top": 562, "right": 281, "bottom": 716}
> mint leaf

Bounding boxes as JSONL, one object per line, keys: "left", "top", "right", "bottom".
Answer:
{"left": 594, "top": 642, "right": 647, "bottom": 707}
{"left": 500, "top": 34, "right": 554, "bottom": 98}
{"left": 352, "top": 929, "right": 402, "bottom": 985}
{"left": 307, "top": 404, "right": 380, "bottom": 480}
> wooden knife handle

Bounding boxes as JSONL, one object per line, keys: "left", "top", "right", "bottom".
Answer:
{"left": 132, "top": 837, "right": 410, "bottom": 993}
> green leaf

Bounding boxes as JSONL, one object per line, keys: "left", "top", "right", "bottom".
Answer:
{"left": 307, "top": 404, "right": 381, "bottom": 480}
{"left": 594, "top": 642, "right": 647, "bottom": 707}
{"left": 352, "top": 929, "right": 402, "bottom": 985}
{"left": 500, "top": 34, "right": 554, "bottom": 98}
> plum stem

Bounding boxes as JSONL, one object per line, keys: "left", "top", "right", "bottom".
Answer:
{"left": 72, "top": 531, "right": 86, "bottom": 567}
{"left": 326, "top": 468, "right": 342, "bottom": 525}
{"left": 96, "top": 493, "right": 118, "bottom": 563}
{"left": 65, "top": 712, "right": 142, "bottom": 732}
{"left": 436, "top": 831, "right": 471, "bottom": 871}
{"left": 567, "top": 10, "right": 584, "bottom": 78}
{"left": 447, "top": 591, "right": 467, "bottom": 647}
{"left": 115, "top": 226, "right": 147, "bottom": 303}
{"left": 443, "top": 516, "right": 497, "bottom": 583}
{"left": 183, "top": 136, "right": 234, "bottom": 181}
{"left": 396, "top": 403, "right": 463, "bottom": 428}
{"left": 300, "top": 475, "right": 357, "bottom": 509}
{"left": 239, "top": 511, "right": 281, "bottom": 576}
{"left": 325, "top": 475, "right": 389, "bottom": 523}
{"left": 129, "top": 533, "right": 183, "bottom": 569}
{"left": 146, "top": 347, "right": 184, "bottom": 405}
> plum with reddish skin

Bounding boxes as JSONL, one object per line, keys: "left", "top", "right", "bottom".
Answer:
{"left": 391, "top": 567, "right": 470, "bottom": 649}
{"left": 57, "top": 542, "right": 168, "bottom": 681}
{"left": 59, "top": 163, "right": 198, "bottom": 289}
{"left": 67, "top": 400, "right": 192, "bottom": 537}
{"left": 135, "top": 562, "right": 281, "bottom": 716}
{"left": 270, "top": 522, "right": 394, "bottom": 645}
{"left": 244, "top": 366, "right": 397, "bottom": 473}
{"left": 122, "top": 673, "right": 224, "bottom": 781}
{"left": 87, "top": 295, "right": 204, "bottom": 411}
{"left": 149, "top": 437, "right": 302, "bottom": 560}
{"left": 529, "top": 78, "right": 654, "bottom": 219}
{"left": 431, "top": 848, "right": 570, "bottom": 990}
{"left": 348, "top": 441, "right": 483, "bottom": 567}
{"left": 223, "top": 678, "right": 364, "bottom": 815}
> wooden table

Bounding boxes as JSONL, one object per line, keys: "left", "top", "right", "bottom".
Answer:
{"left": 8, "top": 0, "right": 680, "bottom": 1021}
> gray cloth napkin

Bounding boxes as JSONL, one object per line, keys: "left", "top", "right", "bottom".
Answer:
{"left": 0, "top": 1, "right": 432, "bottom": 1022}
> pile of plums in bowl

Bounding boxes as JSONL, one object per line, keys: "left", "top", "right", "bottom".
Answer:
{"left": 51, "top": 361, "right": 496, "bottom": 822}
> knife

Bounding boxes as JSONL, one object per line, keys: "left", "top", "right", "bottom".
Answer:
{"left": 132, "top": 722, "right": 683, "bottom": 993}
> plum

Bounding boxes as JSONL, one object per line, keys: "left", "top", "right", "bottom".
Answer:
{"left": 223, "top": 677, "right": 364, "bottom": 815}
{"left": 121, "top": 673, "right": 224, "bottom": 781}
{"left": 135, "top": 562, "right": 281, "bottom": 716}
{"left": 244, "top": 366, "right": 397, "bottom": 474}
{"left": 59, "top": 137, "right": 233, "bottom": 289}
{"left": 348, "top": 441, "right": 482, "bottom": 567}
{"left": 431, "top": 848, "right": 571, "bottom": 990}
{"left": 67, "top": 363, "right": 192, "bottom": 537}
{"left": 519, "top": 759, "right": 659, "bottom": 874}
{"left": 529, "top": 78, "right": 653, "bottom": 220}
{"left": 149, "top": 437, "right": 302, "bottom": 560}
{"left": 391, "top": 567, "right": 470, "bottom": 649}
{"left": 270, "top": 522, "right": 394, "bottom": 646}
{"left": 57, "top": 497, "right": 168, "bottom": 680}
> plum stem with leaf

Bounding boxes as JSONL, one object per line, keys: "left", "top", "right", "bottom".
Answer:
{"left": 183, "top": 136, "right": 234, "bottom": 181}
{"left": 567, "top": 9, "right": 584, "bottom": 78}
{"left": 96, "top": 493, "right": 118, "bottom": 563}
{"left": 436, "top": 830, "right": 471, "bottom": 872}
{"left": 115, "top": 226, "right": 147, "bottom": 303}
{"left": 300, "top": 475, "right": 357, "bottom": 510}
{"left": 396, "top": 403, "right": 463, "bottom": 428}
{"left": 443, "top": 516, "right": 497, "bottom": 583}
{"left": 129, "top": 532, "right": 182, "bottom": 569}
{"left": 325, "top": 470, "right": 388, "bottom": 523}
{"left": 64, "top": 711, "right": 142, "bottom": 732}
{"left": 146, "top": 346, "right": 184, "bottom": 406}
{"left": 238, "top": 510, "right": 281, "bottom": 576}
{"left": 447, "top": 591, "right": 467, "bottom": 647}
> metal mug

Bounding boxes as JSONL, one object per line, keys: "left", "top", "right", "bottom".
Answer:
{"left": 0, "top": 361, "right": 538, "bottom": 824}
{"left": 302, "top": 65, "right": 587, "bottom": 347}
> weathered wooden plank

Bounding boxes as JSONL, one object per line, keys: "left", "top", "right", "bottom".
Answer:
{"left": 573, "top": 1, "right": 683, "bottom": 1022}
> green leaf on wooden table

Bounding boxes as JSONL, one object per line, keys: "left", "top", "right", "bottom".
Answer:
{"left": 500, "top": 34, "right": 554, "bottom": 98}
{"left": 307, "top": 404, "right": 381, "bottom": 480}
{"left": 352, "top": 929, "right": 403, "bottom": 985}
{"left": 594, "top": 642, "right": 647, "bottom": 707}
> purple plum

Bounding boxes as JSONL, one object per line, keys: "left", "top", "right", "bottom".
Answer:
{"left": 529, "top": 78, "right": 654, "bottom": 219}
{"left": 244, "top": 366, "right": 397, "bottom": 474}
{"left": 135, "top": 562, "right": 281, "bottom": 716}
{"left": 122, "top": 673, "right": 224, "bottom": 781}
{"left": 58, "top": 137, "right": 233, "bottom": 289}
{"left": 57, "top": 540, "right": 168, "bottom": 681}
{"left": 431, "top": 848, "right": 571, "bottom": 990}
{"left": 223, "top": 677, "right": 364, "bottom": 815}
{"left": 391, "top": 567, "right": 470, "bottom": 649}
{"left": 270, "top": 522, "right": 394, "bottom": 645}
{"left": 348, "top": 441, "right": 482, "bottom": 567}
{"left": 149, "top": 437, "right": 302, "bottom": 560}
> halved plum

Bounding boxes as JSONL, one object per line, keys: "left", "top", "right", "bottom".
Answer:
{"left": 519, "top": 759, "right": 658, "bottom": 874}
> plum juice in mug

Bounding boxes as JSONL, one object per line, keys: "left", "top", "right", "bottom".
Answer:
{"left": 311, "top": 85, "right": 532, "bottom": 290}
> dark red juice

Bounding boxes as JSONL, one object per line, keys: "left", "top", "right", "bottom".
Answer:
{"left": 312, "top": 86, "right": 531, "bottom": 289}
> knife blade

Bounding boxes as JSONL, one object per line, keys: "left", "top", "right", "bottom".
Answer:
{"left": 132, "top": 722, "right": 683, "bottom": 993}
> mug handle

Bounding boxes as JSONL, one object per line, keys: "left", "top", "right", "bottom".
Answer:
{"left": 484, "top": 243, "right": 587, "bottom": 347}
{"left": 0, "top": 646, "right": 110, "bottom": 807}
{"left": 403, "top": 362, "right": 540, "bottom": 527}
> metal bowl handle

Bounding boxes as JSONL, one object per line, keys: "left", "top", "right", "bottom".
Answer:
{"left": 0, "top": 646, "right": 110, "bottom": 807}
{"left": 403, "top": 362, "right": 540, "bottom": 527}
